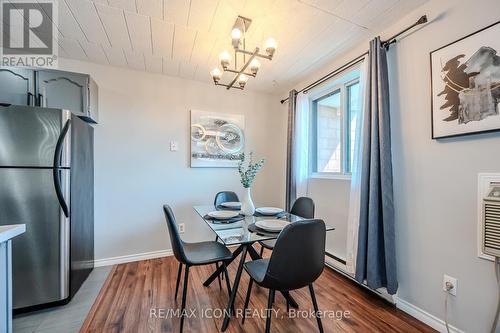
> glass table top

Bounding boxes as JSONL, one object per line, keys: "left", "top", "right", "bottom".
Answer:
{"left": 194, "top": 205, "right": 335, "bottom": 246}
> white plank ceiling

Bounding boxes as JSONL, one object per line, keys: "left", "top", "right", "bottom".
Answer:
{"left": 23, "top": 0, "right": 427, "bottom": 92}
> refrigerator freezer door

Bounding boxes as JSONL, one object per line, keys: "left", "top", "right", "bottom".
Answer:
{"left": 0, "top": 168, "right": 70, "bottom": 309}
{"left": 0, "top": 106, "right": 71, "bottom": 168}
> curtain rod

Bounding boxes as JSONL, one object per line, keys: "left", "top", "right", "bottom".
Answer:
{"left": 280, "top": 15, "right": 428, "bottom": 104}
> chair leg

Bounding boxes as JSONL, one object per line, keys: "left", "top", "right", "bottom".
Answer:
{"left": 308, "top": 284, "right": 324, "bottom": 333}
{"left": 281, "top": 291, "right": 298, "bottom": 309}
{"left": 265, "top": 290, "right": 275, "bottom": 333}
{"left": 179, "top": 266, "right": 190, "bottom": 333}
{"left": 242, "top": 278, "right": 254, "bottom": 324}
{"left": 215, "top": 236, "right": 224, "bottom": 281}
{"left": 215, "top": 263, "right": 222, "bottom": 289}
{"left": 175, "top": 262, "right": 183, "bottom": 301}
{"left": 222, "top": 262, "right": 232, "bottom": 295}
{"left": 221, "top": 262, "right": 235, "bottom": 314}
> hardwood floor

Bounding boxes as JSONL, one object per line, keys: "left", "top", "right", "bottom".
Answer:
{"left": 81, "top": 253, "right": 436, "bottom": 333}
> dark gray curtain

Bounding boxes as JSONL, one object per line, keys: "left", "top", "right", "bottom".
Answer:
{"left": 285, "top": 89, "right": 298, "bottom": 212}
{"left": 355, "top": 37, "right": 398, "bottom": 295}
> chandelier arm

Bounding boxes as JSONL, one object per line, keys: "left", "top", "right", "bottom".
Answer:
{"left": 224, "top": 69, "right": 256, "bottom": 77}
{"left": 226, "top": 47, "right": 259, "bottom": 90}
{"left": 215, "top": 82, "right": 243, "bottom": 90}
{"left": 235, "top": 48, "right": 272, "bottom": 60}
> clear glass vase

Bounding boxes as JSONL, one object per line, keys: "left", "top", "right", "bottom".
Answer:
{"left": 240, "top": 187, "right": 255, "bottom": 216}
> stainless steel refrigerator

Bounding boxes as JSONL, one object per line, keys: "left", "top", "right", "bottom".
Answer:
{"left": 0, "top": 105, "right": 94, "bottom": 312}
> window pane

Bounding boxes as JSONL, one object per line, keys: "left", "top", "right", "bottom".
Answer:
{"left": 347, "top": 82, "right": 360, "bottom": 172}
{"left": 316, "top": 91, "right": 342, "bottom": 173}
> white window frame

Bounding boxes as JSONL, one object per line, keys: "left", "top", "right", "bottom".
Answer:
{"left": 308, "top": 69, "right": 361, "bottom": 181}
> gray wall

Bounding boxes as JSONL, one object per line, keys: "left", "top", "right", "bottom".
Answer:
{"left": 278, "top": 0, "right": 500, "bottom": 331}
{"left": 389, "top": 0, "right": 500, "bottom": 331}
{"left": 58, "top": 59, "right": 286, "bottom": 262}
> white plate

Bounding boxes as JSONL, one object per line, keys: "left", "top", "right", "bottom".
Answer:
{"left": 220, "top": 201, "right": 241, "bottom": 208}
{"left": 208, "top": 211, "right": 239, "bottom": 219}
{"left": 256, "top": 207, "right": 284, "bottom": 215}
{"left": 256, "top": 219, "right": 289, "bottom": 232}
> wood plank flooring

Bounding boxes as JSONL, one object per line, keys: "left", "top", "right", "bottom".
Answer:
{"left": 81, "top": 253, "right": 436, "bottom": 333}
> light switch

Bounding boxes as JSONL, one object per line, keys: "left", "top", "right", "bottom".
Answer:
{"left": 170, "top": 141, "right": 178, "bottom": 152}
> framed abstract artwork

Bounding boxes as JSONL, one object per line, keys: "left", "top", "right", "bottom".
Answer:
{"left": 430, "top": 20, "right": 500, "bottom": 139}
{"left": 190, "top": 110, "right": 245, "bottom": 167}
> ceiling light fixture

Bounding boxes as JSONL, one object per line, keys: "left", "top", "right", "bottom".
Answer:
{"left": 211, "top": 16, "right": 277, "bottom": 90}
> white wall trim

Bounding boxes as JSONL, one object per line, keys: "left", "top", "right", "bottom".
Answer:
{"left": 94, "top": 249, "right": 173, "bottom": 267}
{"left": 396, "top": 297, "right": 465, "bottom": 333}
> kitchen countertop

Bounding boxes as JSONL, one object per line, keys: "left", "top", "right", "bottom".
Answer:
{"left": 0, "top": 225, "right": 25, "bottom": 243}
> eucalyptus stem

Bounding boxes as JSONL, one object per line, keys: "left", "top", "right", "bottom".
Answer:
{"left": 238, "top": 152, "right": 265, "bottom": 188}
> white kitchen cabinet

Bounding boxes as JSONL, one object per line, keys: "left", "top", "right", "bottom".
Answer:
{"left": 0, "top": 225, "right": 25, "bottom": 333}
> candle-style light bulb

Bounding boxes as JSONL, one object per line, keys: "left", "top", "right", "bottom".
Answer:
{"left": 231, "top": 28, "right": 242, "bottom": 49}
{"left": 249, "top": 58, "right": 261, "bottom": 75}
{"left": 219, "top": 51, "right": 231, "bottom": 70}
{"left": 264, "top": 38, "right": 277, "bottom": 57}
{"left": 238, "top": 74, "right": 248, "bottom": 88}
{"left": 210, "top": 68, "right": 222, "bottom": 83}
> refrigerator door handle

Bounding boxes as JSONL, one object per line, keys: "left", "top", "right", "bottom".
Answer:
{"left": 53, "top": 120, "right": 71, "bottom": 218}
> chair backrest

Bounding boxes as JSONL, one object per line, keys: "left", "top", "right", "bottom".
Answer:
{"left": 214, "top": 191, "right": 239, "bottom": 206}
{"left": 290, "top": 197, "right": 315, "bottom": 219}
{"left": 162, "top": 205, "right": 187, "bottom": 264}
{"left": 265, "top": 219, "right": 326, "bottom": 290}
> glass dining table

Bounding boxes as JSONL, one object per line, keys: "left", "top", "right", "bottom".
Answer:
{"left": 193, "top": 205, "right": 335, "bottom": 332}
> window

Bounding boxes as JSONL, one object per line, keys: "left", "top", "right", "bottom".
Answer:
{"left": 311, "top": 71, "right": 361, "bottom": 178}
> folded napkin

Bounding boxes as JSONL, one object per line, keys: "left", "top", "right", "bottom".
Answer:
{"left": 203, "top": 214, "right": 245, "bottom": 224}
{"left": 216, "top": 205, "right": 241, "bottom": 211}
{"left": 253, "top": 211, "right": 287, "bottom": 218}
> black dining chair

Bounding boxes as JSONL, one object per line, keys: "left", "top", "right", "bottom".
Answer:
{"left": 214, "top": 191, "right": 240, "bottom": 207}
{"left": 242, "top": 219, "right": 326, "bottom": 333}
{"left": 259, "top": 197, "right": 315, "bottom": 256}
{"left": 163, "top": 205, "right": 233, "bottom": 333}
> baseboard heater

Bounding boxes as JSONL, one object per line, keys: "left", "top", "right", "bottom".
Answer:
{"left": 324, "top": 252, "right": 394, "bottom": 305}
{"left": 325, "top": 251, "right": 346, "bottom": 265}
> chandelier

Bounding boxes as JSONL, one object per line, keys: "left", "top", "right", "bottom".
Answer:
{"left": 210, "top": 16, "right": 277, "bottom": 90}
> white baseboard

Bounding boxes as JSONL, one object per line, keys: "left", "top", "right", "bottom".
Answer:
{"left": 396, "top": 297, "right": 465, "bottom": 333}
{"left": 93, "top": 245, "right": 239, "bottom": 267}
{"left": 94, "top": 249, "right": 173, "bottom": 267}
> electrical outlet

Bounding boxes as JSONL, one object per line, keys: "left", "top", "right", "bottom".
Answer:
{"left": 170, "top": 141, "right": 178, "bottom": 152}
{"left": 443, "top": 274, "right": 457, "bottom": 296}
